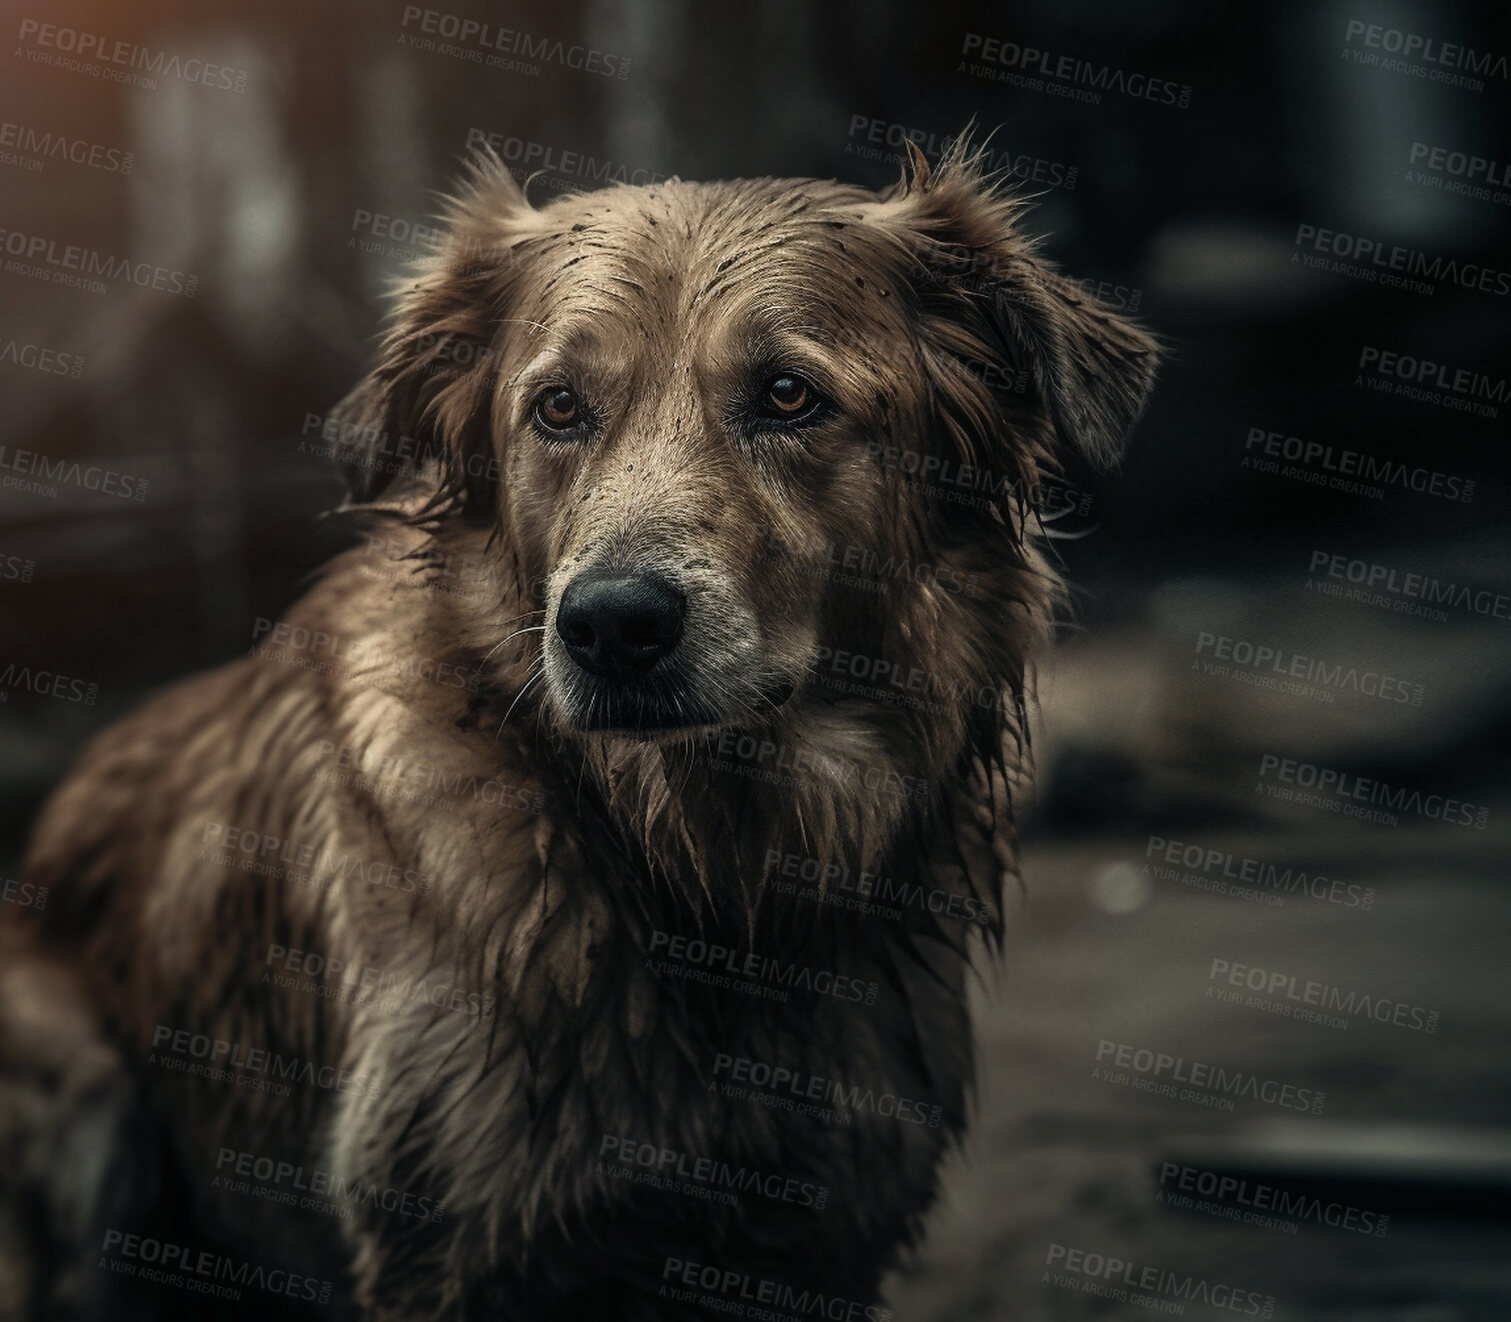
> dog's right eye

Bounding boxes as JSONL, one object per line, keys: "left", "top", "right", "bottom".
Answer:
{"left": 534, "top": 388, "right": 584, "bottom": 434}
{"left": 750, "top": 372, "right": 827, "bottom": 428}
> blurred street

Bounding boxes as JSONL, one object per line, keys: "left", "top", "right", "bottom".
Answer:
{"left": 887, "top": 635, "right": 1511, "bottom": 1321}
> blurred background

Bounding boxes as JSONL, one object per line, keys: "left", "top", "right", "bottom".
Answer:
{"left": 2, "top": 0, "right": 1509, "bottom": 1317}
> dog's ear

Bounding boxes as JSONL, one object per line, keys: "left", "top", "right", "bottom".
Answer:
{"left": 327, "top": 152, "right": 534, "bottom": 509}
{"left": 880, "top": 139, "right": 1159, "bottom": 470}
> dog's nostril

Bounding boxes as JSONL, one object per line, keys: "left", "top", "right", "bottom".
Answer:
{"left": 557, "top": 617, "right": 596, "bottom": 650}
{"left": 555, "top": 570, "right": 685, "bottom": 679}
{"left": 619, "top": 610, "right": 679, "bottom": 648}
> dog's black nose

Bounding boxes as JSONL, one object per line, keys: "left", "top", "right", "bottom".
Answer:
{"left": 555, "top": 570, "right": 684, "bottom": 678}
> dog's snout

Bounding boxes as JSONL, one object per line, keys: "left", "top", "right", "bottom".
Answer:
{"left": 556, "top": 570, "right": 685, "bottom": 678}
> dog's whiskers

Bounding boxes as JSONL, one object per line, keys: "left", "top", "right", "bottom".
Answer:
{"left": 473, "top": 616, "right": 548, "bottom": 683}
{"left": 495, "top": 624, "right": 548, "bottom": 650}
{"left": 496, "top": 663, "right": 547, "bottom": 738}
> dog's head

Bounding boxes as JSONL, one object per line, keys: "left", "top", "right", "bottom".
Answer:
{"left": 332, "top": 140, "right": 1157, "bottom": 886}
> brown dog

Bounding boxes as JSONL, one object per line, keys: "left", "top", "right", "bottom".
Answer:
{"left": 2, "top": 139, "right": 1156, "bottom": 1319}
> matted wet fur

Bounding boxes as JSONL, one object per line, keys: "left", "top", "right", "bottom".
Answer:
{"left": 1, "top": 139, "right": 1157, "bottom": 1320}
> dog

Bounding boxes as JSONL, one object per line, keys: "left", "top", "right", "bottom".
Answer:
{"left": 0, "top": 138, "right": 1157, "bottom": 1319}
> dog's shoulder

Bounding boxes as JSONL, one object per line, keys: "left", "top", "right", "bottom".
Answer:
{"left": 21, "top": 656, "right": 300, "bottom": 925}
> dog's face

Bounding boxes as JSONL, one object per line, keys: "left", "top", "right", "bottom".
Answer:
{"left": 334, "top": 144, "right": 1158, "bottom": 753}
{"left": 500, "top": 188, "right": 889, "bottom": 737}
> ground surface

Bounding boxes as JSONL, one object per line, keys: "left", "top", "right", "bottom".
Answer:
{"left": 886, "top": 822, "right": 1511, "bottom": 1322}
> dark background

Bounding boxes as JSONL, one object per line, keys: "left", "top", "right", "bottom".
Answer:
{"left": 3, "top": 1, "right": 1509, "bottom": 1317}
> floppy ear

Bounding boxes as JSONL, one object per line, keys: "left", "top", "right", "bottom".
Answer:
{"left": 327, "top": 152, "right": 533, "bottom": 510}
{"left": 882, "top": 139, "right": 1159, "bottom": 470}
{"left": 984, "top": 263, "right": 1158, "bottom": 469}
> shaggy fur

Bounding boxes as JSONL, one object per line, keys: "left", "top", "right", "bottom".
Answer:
{"left": 0, "top": 140, "right": 1157, "bottom": 1320}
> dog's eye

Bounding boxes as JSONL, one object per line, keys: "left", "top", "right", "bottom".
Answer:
{"left": 758, "top": 374, "right": 823, "bottom": 424}
{"left": 766, "top": 376, "right": 810, "bottom": 414}
{"left": 534, "top": 387, "right": 583, "bottom": 433}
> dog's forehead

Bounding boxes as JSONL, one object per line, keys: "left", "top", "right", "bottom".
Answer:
{"left": 519, "top": 178, "right": 892, "bottom": 345}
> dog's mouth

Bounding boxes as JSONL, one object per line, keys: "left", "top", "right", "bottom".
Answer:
{"left": 562, "top": 672, "right": 798, "bottom": 737}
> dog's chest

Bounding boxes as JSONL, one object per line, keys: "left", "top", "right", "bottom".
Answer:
{"left": 495, "top": 912, "right": 961, "bottom": 1242}
{"left": 351, "top": 818, "right": 970, "bottom": 1259}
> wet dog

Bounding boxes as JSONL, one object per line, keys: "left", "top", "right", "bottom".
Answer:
{"left": 3, "top": 139, "right": 1157, "bottom": 1319}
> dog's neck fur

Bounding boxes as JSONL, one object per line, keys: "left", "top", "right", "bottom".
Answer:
{"left": 521, "top": 668, "right": 1017, "bottom": 963}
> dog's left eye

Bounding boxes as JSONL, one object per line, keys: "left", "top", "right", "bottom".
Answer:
{"left": 534, "top": 387, "right": 585, "bottom": 434}
{"left": 756, "top": 373, "right": 824, "bottom": 424}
